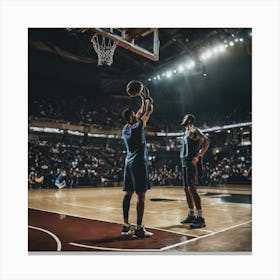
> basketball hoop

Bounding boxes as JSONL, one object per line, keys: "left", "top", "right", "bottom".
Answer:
{"left": 91, "top": 34, "right": 117, "bottom": 66}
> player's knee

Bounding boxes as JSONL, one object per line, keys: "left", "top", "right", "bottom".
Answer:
{"left": 125, "top": 191, "right": 134, "bottom": 198}
{"left": 137, "top": 192, "right": 145, "bottom": 201}
{"left": 189, "top": 186, "right": 197, "bottom": 193}
{"left": 184, "top": 187, "right": 190, "bottom": 193}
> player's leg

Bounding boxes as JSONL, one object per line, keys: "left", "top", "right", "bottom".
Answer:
{"left": 136, "top": 191, "right": 145, "bottom": 227}
{"left": 133, "top": 163, "right": 153, "bottom": 237}
{"left": 181, "top": 165, "right": 196, "bottom": 224}
{"left": 189, "top": 163, "right": 206, "bottom": 228}
{"left": 121, "top": 165, "right": 134, "bottom": 236}
{"left": 134, "top": 191, "right": 153, "bottom": 237}
{"left": 123, "top": 191, "right": 134, "bottom": 224}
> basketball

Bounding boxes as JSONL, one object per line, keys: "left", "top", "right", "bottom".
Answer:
{"left": 126, "top": 80, "right": 144, "bottom": 97}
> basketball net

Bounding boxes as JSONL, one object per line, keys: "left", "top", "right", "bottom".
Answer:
{"left": 91, "top": 34, "right": 117, "bottom": 66}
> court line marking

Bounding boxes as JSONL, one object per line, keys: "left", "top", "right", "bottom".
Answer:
{"left": 29, "top": 208, "right": 250, "bottom": 252}
{"left": 68, "top": 242, "right": 161, "bottom": 252}
{"left": 195, "top": 229, "right": 213, "bottom": 233}
{"left": 146, "top": 225, "right": 199, "bottom": 237}
{"left": 29, "top": 207, "right": 198, "bottom": 237}
{"left": 160, "top": 220, "right": 252, "bottom": 251}
{"left": 28, "top": 225, "right": 62, "bottom": 251}
{"left": 63, "top": 202, "right": 158, "bottom": 214}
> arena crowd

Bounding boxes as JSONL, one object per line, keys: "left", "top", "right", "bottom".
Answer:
{"left": 28, "top": 139, "right": 251, "bottom": 189}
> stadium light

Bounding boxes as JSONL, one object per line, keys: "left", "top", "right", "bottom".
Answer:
{"left": 213, "top": 46, "right": 220, "bottom": 53}
{"left": 166, "top": 71, "right": 172, "bottom": 78}
{"left": 157, "top": 75, "right": 161, "bottom": 80}
{"left": 214, "top": 44, "right": 225, "bottom": 53}
{"left": 239, "top": 38, "right": 243, "bottom": 42}
{"left": 224, "top": 44, "right": 228, "bottom": 48}
{"left": 206, "top": 50, "right": 213, "bottom": 58}
{"left": 200, "top": 51, "right": 212, "bottom": 61}
{"left": 187, "top": 60, "right": 195, "bottom": 69}
{"left": 178, "top": 65, "right": 184, "bottom": 72}
{"left": 229, "top": 41, "right": 234, "bottom": 46}
{"left": 153, "top": 76, "right": 157, "bottom": 80}
{"left": 148, "top": 78, "right": 152, "bottom": 81}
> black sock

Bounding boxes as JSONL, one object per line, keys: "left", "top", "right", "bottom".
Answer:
{"left": 122, "top": 194, "right": 132, "bottom": 220}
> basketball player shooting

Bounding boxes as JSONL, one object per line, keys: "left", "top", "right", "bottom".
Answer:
{"left": 180, "top": 114, "right": 210, "bottom": 228}
{"left": 121, "top": 81, "right": 153, "bottom": 238}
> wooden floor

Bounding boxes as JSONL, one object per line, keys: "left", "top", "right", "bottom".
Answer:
{"left": 28, "top": 185, "right": 252, "bottom": 253}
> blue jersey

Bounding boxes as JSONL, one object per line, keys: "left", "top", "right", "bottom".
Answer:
{"left": 180, "top": 130, "right": 200, "bottom": 161}
{"left": 122, "top": 119, "right": 148, "bottom": 164}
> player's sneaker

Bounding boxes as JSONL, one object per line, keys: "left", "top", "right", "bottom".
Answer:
{"left": 190, "top": 216, "right": 206, "bottom": 228}
{"left": 121, "top": 224, "right": 134, "bottom": 236}
{"left": 134, "top": 226, "right": 153, "bottom": 238}
{"left": 180, "top": 215, "right": 196, "bottom": 224}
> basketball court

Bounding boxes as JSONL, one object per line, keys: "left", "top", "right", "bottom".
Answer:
{"left": 28, "top": 185, "right": 252, "bottom": 253}
{"left": 27, "top": 28, "right": 252, "bottom": 254}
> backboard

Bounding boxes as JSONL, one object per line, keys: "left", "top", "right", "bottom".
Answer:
{"left": 75, "top": 28, "right": 160, "bottom": 62}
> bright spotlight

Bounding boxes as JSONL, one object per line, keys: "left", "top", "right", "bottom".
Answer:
{"left": 224, "top": 44, "right": 228, "bottom": 48}
{"left": 213, "top": 46, "right": 220, "bottom": 53}
{"left": 187, "top": 61, "right": 195, "bottom": 69}
{"left": 157, "top": 75, "right": 161, "bottom": 80}
{"left": 173, "top": 69, "right": 177, "bottom": 73}
{"left": 148, "top": 78, "right": 152, "bottom": 81}
{"left": 235, "top": 38, "right": 239, "bottom": 42}
{"left": 205, "top": 50, "right": 212, "bottom": 58}
{"left": 200, "top": 54, "right": 206, "bottom": 61}
{"left": 229, "top": 41, "right": 234, "bottom": 46}
{"left": 178, "top": 65, "right": 184, "bottom": 72}
{"left": 219, "top": 45, "right": 226, "bottom": 52}
{"left": 166, "top": 71, "right": 172, "bottom": 78}
{"left": 153, "top": 76, "right": 157, "bottom": 80}
{"left": 239, "top": 38, "right": 243, "bottom": 42}
{"left": 203, "top": 73, "right": 207, "bottom": 77}
{"left": 201, "top": 51, "right": 212, "bottom": 60}
{"left": 214, "top": 44, "right": 225, "bottom": 52}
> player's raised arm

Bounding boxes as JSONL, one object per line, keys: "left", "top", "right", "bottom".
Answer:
{"left": 141, "top": 99, "right": 153, "bottom": 127}
{"left": 135, "top": 94, "right": 146, "bottom": 120}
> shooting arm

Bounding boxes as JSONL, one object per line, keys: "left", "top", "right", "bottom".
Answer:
{"left": 141, "top": 99, "right": 153, "bottom": 127}
{"left": 136, "top": 95, "right": 146, "bottom": 120}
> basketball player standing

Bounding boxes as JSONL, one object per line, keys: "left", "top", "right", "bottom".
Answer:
{"left": 180, "top": 114, "right": 210, "bottom": 228}
{"left": 121, "top": 93, "right": 154, "bottom": 237}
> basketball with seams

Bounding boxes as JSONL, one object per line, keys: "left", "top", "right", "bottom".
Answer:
{"left": 126, "top": 80, "right": 144, "bottom": 97}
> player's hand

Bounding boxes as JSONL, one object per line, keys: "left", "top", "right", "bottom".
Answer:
{"left": 146, "top": 96, "right": 153, "bottom": 103}
{"left": 192, "top": 155, "right": 199, "bottom": 164}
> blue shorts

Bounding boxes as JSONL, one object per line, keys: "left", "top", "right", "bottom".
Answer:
{"left": 123, "top": 161, "right": 150, "bottom": 193}
{"left": 181, "top": 159, "right": 197, "bottom": 187}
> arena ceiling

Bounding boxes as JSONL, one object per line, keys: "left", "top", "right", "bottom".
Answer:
{"left": 28, "top": 28, "right": 251, "bottom": 94}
